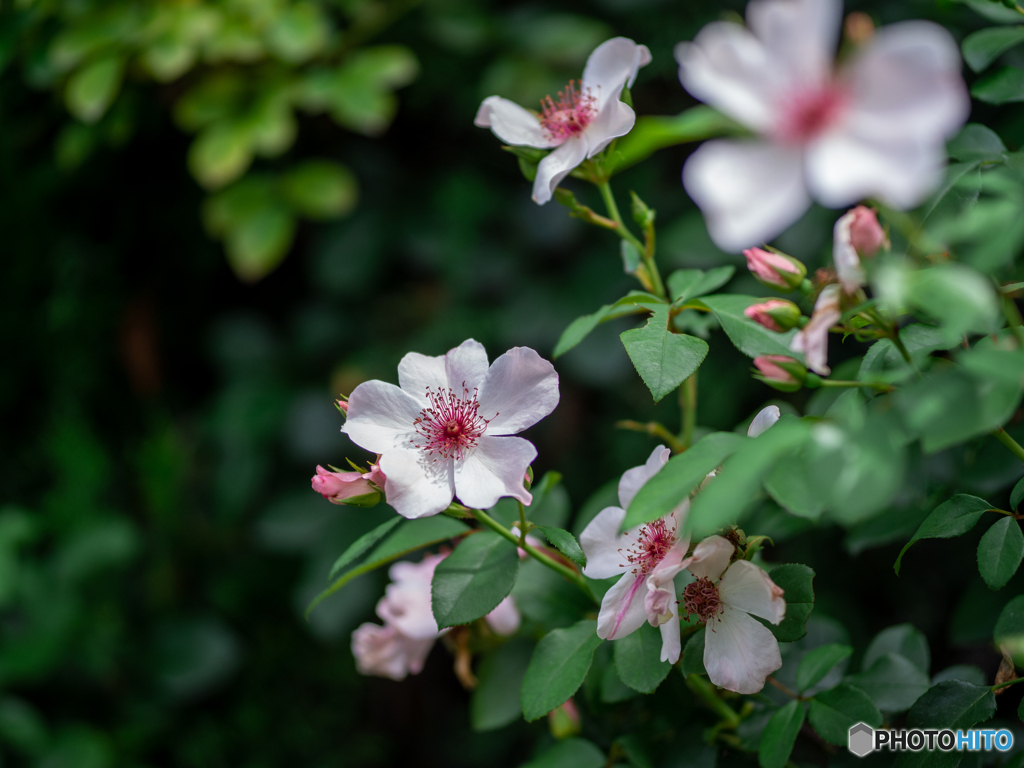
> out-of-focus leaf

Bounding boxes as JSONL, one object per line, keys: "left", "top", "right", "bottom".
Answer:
{"left": 895, "top": 494, "right": 994, "bottom": 573}
{"left": 978, "top": 516, "right": 1024, "bottom": 589}
{"left": 757, "top": 700, "right": 804, "bottom": 768}
{"left": 808, "top": 684, "right": 881, "bottom": 746}
{"left": 620, "top": 304, "right": 709, "bottom": 403}
{"left": 995, "top": 595, "right": 1024, "bottom": 664}
{"left": 521, "top": 620, "right": 601, "bottom": 721}
{"left": 764, "top": 564, "right": 814, "bottom": 642}
{"left": 280, "top": 160, "right": 358, "bottom": 219}
{"left": 266, "top": 3, "right": 330, "bottom": 64}
{"left": 189, "top": 122, "right": 253, "bottom": 189}
{"left": 863, "top": 624, "right": 930, "bottom": 674}
{"left": 698, "top": 294, "right": 801, "bottom": 360}
{"left": 326, "top": 517, "right": 401, "bottom": 581}
{"left": 520, "top": 738, "right": 605, "bottom": 768}
{"left": 972, "top": 65, "right": 1024, "bottom": 104}
{"left": 681, "top": 628, "right": 706, "bottom": 677}
{"left": 963, "top": 27, "right": 1024, "bottom": 72}
{"left": 65, "top": 56, "right": 124, "bottom": 123}
{"left": 846, "top": 653, "right": 930, "bottom": 713}
{"left": 607, "top": 107, "right": 742, "bottom": 174}
{"left": 471, "top": 639, "right": 533, "bottom": 732}
{"left": 613, "top": 621, "right": 670, "bottom": 694}
{"left": 948, "top": 123, "right": 1008, "bottom": 161}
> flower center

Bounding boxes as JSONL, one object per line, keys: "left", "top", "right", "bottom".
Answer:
{"left": 412, "top": 385, "right": 490, "bottom": 461}
{"left": 681, "top": 577, "right": 723, "bottom": 623}
{"left": 775, "top": 84, "right": 846, "bottom": 144}
{"left": 621, "top": 519, "right": 674, "bottom": 575}
{"left": 539, "top": 80, "right": 596, "bottom": 141}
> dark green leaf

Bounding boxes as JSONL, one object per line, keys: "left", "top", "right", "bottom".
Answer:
{"left": 863, "top": 625, "right": 930, "bottom": 674}
{"left": 667, "top": 266, "right": 735, "bottom": 304}
{"left": 613, "top": 621, "right": 670, "bottom": 693}
{"left": 894, "top": 494, "right": 993, "bottom": 574}
{"left": 698, "top": 294, "right": 800, "bottom": 359}
{"left": 994, "top": 594, "right": 1024, "bottom": 651}
{"left": 972, "top": 66, "right": 1024, "bottom": 104}
{"left": 963, "top": 27, "right": 1024, "bottom": 72}
{"left": 681, "top": 628, "right": 706, "bottom": 677}
{"left": 808, "top": 684, "right": 882, "bottom": 746}
{"left": 978, "top": 516, "right": 1024, "bottom": 589}
{"left": 520, "top": 738, "right": 605, "bottom": 768}
{"left": 471, "top": 639, "right": 534, "bottom": 732}
{"left": 847, "top": 653, "right": 930, "bottom": 713}
{"left": 947, "top": 123, "right": 1008, "bottom": 162}
{"left": 606, "top": 107, "right": 741, "bottom": 174}
{"left": 326, "top": 517, "right": 402, "bottom": 581}
{"left": 534, "top": 526, "right": 585, "bottom": 568}
{"left": 512, "top": 559, "right": 592, "bottom": 632}
{"left": 528, "top": 472, "right": 571, "bottom": 529}
{"left": 624, "top": 431, "right": 745, "bottom": 530}
{"left": 1013, "top": 477, "right": 1024, "bottom": 511}
{"left": 521, "top": 620, "right": 602, "bottom": 721}
{"left": 553, "top": 295, "right": 660, "bottom": 358}
{"left": 764, "top": 564, "right": 814, "bottom": 642}
{"left": 757, "top": 700, "right": 805, "bottom": 768}
{"left": 796, "top": 644, "right": 853, "bottom": 692}
{"left": 905, "top": 680, "right": 996, "bottom": 731}
{"left": 620, "top": 304, "right": 709, "bottom": 402}
{"left": 432, "top": 531, "right": 519, "bottom": 629}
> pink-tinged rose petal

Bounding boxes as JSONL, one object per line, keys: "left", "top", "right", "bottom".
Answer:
{"left": 580, "top": 505, "right": 631, "bottom": 579}
{"left": 474, "top": 96, "right": 559, "bottom": 149}
{"left": 444, "top": 339, "right": 490, "bottom": 394}
{"left": 832, "top": 208, "right": 867, "bottom": 293}
{"left": 790, "top": 284, "right": 841, "bottom": 375}
{"left": 659, "top": 601, "right": 682, "bottom": 663}
{"left": 744, "top": 299, "right": 800, "bottom": 332}
{"left": 848, "top": 205, "right": 886, "bottom": 257}
{"left": 618, "top": 445, "right": 671, "bottom": 510}
{"left": 533, "top": 135, "right": 588, "bottom": 205}
{"left": 485, "top": 596, "right": 521, "bottom": 636}
{"left": 718, "top": 560, "right": 786, "bottom": 625}
{"left": 747, "top": 406, "right": 781, "bottom": 438}
{"left": 397, "top": 351, "right": 448, "bottom": 403}
{"left": 582, "top": 37, "right": 652, "bottom": 112}
{"left": 311, "top": 465, "right": 374, "bottom": 504}
{"left": 747, "top": 0, "right": 841, "bottom": 88}
{"left": 703, "top": 605, "right": 782, "bottom": 694}
{"left": 337, "top": 399, "right": 348, "bottom": 413}
{"left": 378, "top": 447, "right": 455, "bottom": 520}
{"left": 364, "top": 463, "right": 386, "bottom": 488}
{"left": 378, "top": 554, "right": 446, "bottom": 640}
{"left": 342, "top": 380, "right": 422, "bottom": 454}
{"left": 477, "top": 347, "right": 559, "bottom": 436}
{"left": 682, "top": 535, "right": 734, "bottom": 582}
{"left": 453, "top": 435, "right": 536, "bottom": 510}
{"left": 596, "top": 571, "right": 649, "bottom": 640}
{"left": 754, "top": 355, "right": 801, "bottom": 385}
{"left": 743, "top": 249, "right": 806, "bottom": 290}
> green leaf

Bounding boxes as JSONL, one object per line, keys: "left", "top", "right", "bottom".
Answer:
{"left": 521, "top": 620, "right": 602, "bottom": 721}
{"left": 305, "top": 516, "right": 469, "bottom": 616}
{"left": 698, "top": 294, "right": 800, "bottom": 360}
{"left": 948, "top": 123, "right": 1008, "bottom": 162}
{"left": 681, "top": 628, "right": 706, "bottom": 677}
{"left": 512, "top": 560, "right": 592, "bottom": 632}
{"left": 471, "top": 639, "right": 534, "bottom": 732}
{"left": 528, "top": 472, "right": 571, "bottom": 528}
{"left": 846, "top": 653, "right": 930, "bottom": 713}
{"left": 894, "top": 494, "right": 993, "bottom": 574}
{"left": 995, "top": 595, "right": 1024, "bottom": 663}
{"left": 553, "top": 295, "right": 659, "bottom": 358}
{"left": 808, "top": 684, "right": 882, "bottom": 746}
{"left": 280, "top": 161, "right": 358, "bottom": 220}
{"left": 863, "top": 624, "right": 930, "bottom": 674}
{"left": 520, "top": 738, "right": 605, "bottom": 768}
{"left": 189, "top": 122, "right": 254, "bottom": 190}
{"left": 1013, "top": 477, "right": 1024, "bottom": 511}
{"left": 534, "top": 526, "right": 585, "bottom": 568}
{"left": 265, "top": 2, "right": 329, "bottom": 64}
{"left": 978, "top": 516, "right": 1024, "bottom": 589}
{"left": 757, "top": 700, "right": 805, "bottom": 768}
{"left": 606, "top": 106, "right": 742, "bottom": 175}
{"left": 326, "top": 517, "right": 402, "bottom": 581}
{"left": 963, "top": 26, "right": 1024, "bottom": 72}
{"left": 65, "top": 55, "right": 125, "bottom": 123}
{"left": 667, "top": 266, "right": 735, "bottom": 304}
{"left": 972, "top": 65, "right": 1024, "bottom": 104}
{"left": 620, "top": 304, "right": 709, "bottom": 402}
{"left": 765, "top": 564, "right": 814, "bottom": 642}
{"left": 432, "top": 531, "right": 520, "bottom": 629}
{"left": 624, "top": 431, "right": 745, "bottom": 530}
{"left": 612, "top": 621, "right": 670, "bottom": 693}
{"left": 796, "top": 644, "right": 853, "bottom": 692}
{"left": 620, "top": 241, "right": 641, "bottom": 273}
{"left": 905, "top": 680, "right": 996, "bottom": 731}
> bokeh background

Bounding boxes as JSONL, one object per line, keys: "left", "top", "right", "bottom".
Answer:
{"left": 5, "top": 0, "right": 1024, "bottom": 765}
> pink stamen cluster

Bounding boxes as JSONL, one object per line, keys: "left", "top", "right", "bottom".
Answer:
{"left": 620, "top": 519, "right": 674, "bottom": 575}
{"left": 775, "top": 85, "right": 846, "bottom": 144}
{"left": 682, "top": 577, "right": 723, "bottom": 623}
{"left": 539, "top": 80, "right": 596, "bottom": 141}
{"left": 411, "top": 384, "right": 490, "bottom": 461}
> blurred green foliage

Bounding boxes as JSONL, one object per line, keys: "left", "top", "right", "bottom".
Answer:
{"left": 5, "top": 0, "right": 1024, "bottom": 766}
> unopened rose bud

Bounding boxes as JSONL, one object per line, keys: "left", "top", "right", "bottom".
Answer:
{"left": 336, "top": 399, "right": 349, "bottom": 414}
{"left": 846, "top": 206, "right": 886, "bottom": 257}
{"left": 744, "top": 299, "right": 802, "bottom": 332}
{"left": 743, "top": 248, "right": 807, "bottom": 291}
{"left": 311, "top": 465, "right": 382, "bottom": 506}
{"left": 548, "top": 699, "right": 581, "bottom": 740}
{"left": 753, "top": 355, "right": 805, "bottom": 392}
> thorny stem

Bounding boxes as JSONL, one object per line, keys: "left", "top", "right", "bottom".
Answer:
{"left": 616, "top": 420, "right": 685, "bottom": 453}
{"left": 993, "top": 428, "right": 1024, "bottom": 465}
{"left": 597, "top": 181, "right": 666, "bottom": 300}
{"left": 472, "top": 507, "right": 596, "bottom": 603}
{"left": 686, "top": 674, "right": 741, "bottom": 730}
{"left": 680, "top": 374, "right": 698, "bottom": 450}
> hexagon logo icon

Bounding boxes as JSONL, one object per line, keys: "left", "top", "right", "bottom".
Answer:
{"left": 848, "top": 722, "right": 874, "bottom": 757}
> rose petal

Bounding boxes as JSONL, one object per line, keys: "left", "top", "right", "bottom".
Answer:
{"left": 618, "top": 445, "right": 671, "bottom": 510}
{"left": 532, "top": 135, "right": 588, "bottom": 205}
{"left": 584, "top": 98, "right": 636, "bottom": 158}
{"left": 747, "top": 406, "right": 781, "bottom": 438}
{"left": 378, "top": 447, "right": 455, "bottom": 519}
{"left": 397, "top": 351, "right": 448, "bottom": 402}
{"left": 474, "top": 95, "right": 559, "bottom": 149}
{"left": 444, "top": 338, "right": 490, "bottom": 393}
{"left": 485, "top": 596, "right": 521, "bottom": 636}
{"left": 747, "top": 0, "right": 840, "bottom": 89}
{"left": 579, "top": 505, "right": 631, "bottom": 579}
{"left": 596, "top": 571, "right": 649, "bottom": 641}
{"left": 453, "top": 435, "right": 536, "bottom": 510}
{"left": 832, "top": 209, "right": 866, "bottom": 293}
{"left": 342, "top": 380, "right": 422, "bottom": 454}
{"left": 582, "top": 37, "right": 652, "bottom": 112}
{"left": 477, "top": 346, "right": 559, "bottom": 436}
{"left": 682, "top": 535, "right": 734, "bottom": 582}
{"left": 718, "top": 560, "right": 786, "bottom": 625}
{"left": 659, "top": 599, "right": 682, "bottom": 663}
{"left": 790, "top": 284, "right": 841, "bottom": 375}
{"left": 703, "top": 605, "right": 782, "bottom": 694}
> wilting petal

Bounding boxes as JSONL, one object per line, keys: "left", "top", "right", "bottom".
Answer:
{"left": 597, "top": 571, "right": 649, "bottom": 640}
{"left": 645, "top": 580, "right": 675, "bottom": 627}
{"left": 746, "top": 0, "right": 840, "bottom": 89}
{"left": 444, "top": 338, "right": 490, "bottom": 393}
{"left": 718, "top": 560, "right": 786, "bottom": 625}
{"left": 352, "top": 623, "right": 421, "bottom": 680}
{"left": 474, "top": 96, "right": 559, "bottom": 149}
{"left": 584, "top": 98, "right": 636, "bottom": 158}
{"left": 533, "top": 135, "right": 588, "bottom": 205}
{"left": 659, "top": 599, "right": 682, "bottom": 663}
{"left": 485, "top": 596, "right": 521, "bottom": 636}
{"left": 618, "top": 445, "right": 672, "bottom": 510}
{"left": 343, "top": 380, "right": 422, "bottom": 454}
{"left": 397, "top": 351, "right": 447, "bottom": 402}
{"left": 582, "top": 37, "right": 652, "bottom": 112}
{"left": 747, "top": 406, "right": 781, "bottom": 438}
{"left": 400, "top": 635, "right": 437, "bottom": 676}
{"left": 454, "top": 435, "right": 536, "bottom": 510}
{"left": 378, "top": 447, "right": 455, "bottom": 519}
{"left": 682, "top": 535, "right": 734, "bottom": 582}
{"left": 832, "top": 209, "right": 866, "bottom": 293}
{"left": 703, "top": 605, "right": 782, "bottom": 694}
{"left": 683, "top": 139, "right": 809, "bottom": 252}
{"left": 790, "top": 284, "right": 841, "bottom": 375}
{"left": 580, "top": 505, "right": 631, "bottom": 579}
{"left": 478, "top": 346, "right": 559, "bottom": 435}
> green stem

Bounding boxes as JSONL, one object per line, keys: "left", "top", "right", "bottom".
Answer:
{"left": 473, "top": 507, "right": 596, "bottom": 603}
{"left": 817, "top": 379, "right": 893, "bottom": 392}
{"left": 686, "top": 674, "right": 741, "bottom": 729}
{"left": 616, "top": 420, "right": 685, "bottom": 453}
{"left": 518, "top": 501, "right": 528, "bottom": 543}
{"left": 994, "top": 428, "right": 1024, "bottom": 464}
{"left": 993, "top": 675, "right": 1024, "bottom": 692}
{"left": 596, "top": 181, "right": 665, "bottom": 299}
{"left": 680, "top": 374, "right": 698, "bottom": 450}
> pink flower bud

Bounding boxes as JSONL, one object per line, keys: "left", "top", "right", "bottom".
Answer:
{"left": 743, "top": 248, "right": 807, "bottom": 291}
{"left": 311, "top": 465, "right": 378, "bottom": 505}
{"left": 336, "top": 399, "right": 348, "bottom": 413}
{"left": 847, "top": 206, "right": 886, "bottom": 257}
{"left": 753, "top": 355, "right": 806, "bottom": 392}
{"left": 744, "top": 299, "right": 802, "bottom": 332}
{"left": 548, "top": 699, "right": 581, "bottom": 740}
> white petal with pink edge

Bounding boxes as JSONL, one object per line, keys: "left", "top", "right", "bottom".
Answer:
{"left": 453, "top": 435, "right": 536, "bottom": 510}
{"left": 378, "top": 447, "right": 455, "bottom": 519}
{"left": 659, "top": 600, "right": 682, "bottom": 663}
{"left": 342, "top": 380, "right": 422, "bottom": 454}
{"left": 477, "top": 347, "right": 559, "bottom": 435}
{"left": 683, "top": 535, "right": 734, "bottom": 582}
{"left": 718, "top": 560, "right": 786, "bottom": 625}
{"left": 581, "top": 37, "right": 651, "bottom": 112}
{"left": 618, "top": 445, "right": 671, "bottom": 510}
{"left": 474, "top": 96, "right": 559, "bottom": 149}
{"left": 579, "top": 505, "right": 631, "bottom": 579}
{"left": 703, "top": 605, "right": 782, "bottom": 694}
{"left": 596, "top": 571, "right": 649, "bottom": 640}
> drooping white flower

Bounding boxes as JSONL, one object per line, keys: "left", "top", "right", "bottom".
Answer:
{"left": 680, "top": 535, "right": 786, "bottom": 694}
{"left": 343, "top": 339, "right": 559, "bottom": 519}
{"left": 790, "top": 284, "right": 842, "bottom": 375}
{"left": 675, "top": 0, "right": 969, "bottom": 251}
{"left": 579, "top": 446, "right": 690, "bottom": 663}
{"left": 352, "top": 553, "right": 521, "bottom": 680}
{"left": 475, "top": 38, "right": 652, "bottom": 205}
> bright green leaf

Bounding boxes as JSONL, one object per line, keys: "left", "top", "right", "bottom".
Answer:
{"left": 894, "top": 494, "right": 993, "bottom": 574}
{"left": 326, "top": 517, "right": 402, "bottom": 581}
{"left": 613, "top": 621, "right": 670, "bottom": 694}
{"left": 65, "top": 55, "right": 124, "bottom": 123}
{"left": 620, "top": 304, "right": 709, "bottom": 402}
{"left": 432, "top": 531, "right": 519, "bottom": 629}
{"left": 189, "top": 122, "right": 253, "bottom": 190}
{"left": 607, "top": 107, "right": 742, "bottom": 175}
{"left": 667, "top": 266, "right": 735, "bottom": 304}
{"left": 698, "top": 294, "right": 800, "bottom": 359}
{"left": 808, "top": 684, "right": 881, "bottom": 745}
{"left": 553, "top": 296, "right": 657, "bottom": 358}
{"left": 265, "top": 2, "right": 330, "bottom": 64}
{"left": 521, "top": 620, "right": 602, "bottom": 721}
{"left": 534, "top": 526, "right": 585, "bottom": 568}
{"left": 280, "top": 160, "right": 358, "bottom": 220}
{"left": 978, "top": 516, "right": 1024, "bottom": 589}
{"left": 757, "top": 700, "right": 805, "bottom": 768}
{"left": 796, "top": 644, "right": 852, "bottom": 692}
